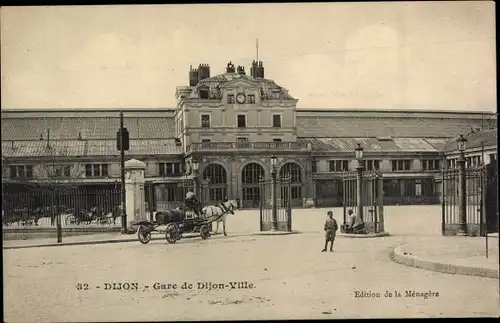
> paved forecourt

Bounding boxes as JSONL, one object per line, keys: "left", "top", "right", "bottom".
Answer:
{"left": 4, "top": 205, "right": 499, "bottom": 321}
{"left": 3, "top": 205, "right": 440, "bottom": 248}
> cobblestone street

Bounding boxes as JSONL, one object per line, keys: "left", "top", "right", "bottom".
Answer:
{"left": 4, "top": 206, "right": 500, "bottom": 321}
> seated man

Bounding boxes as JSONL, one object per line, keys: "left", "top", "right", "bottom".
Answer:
{"left": 345, "top": 209, "right": 365, "bottom": 234}
{"left": 185, "top": 191, "right": 201, "bottom": 216}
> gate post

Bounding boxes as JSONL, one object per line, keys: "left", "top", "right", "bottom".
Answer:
{"left": 377, "top": 172, "right": 385, "bottom": 233}
{"left": 287, "top": 176, "right": 292, "bottom": 231}
{"left": 356, "top": 164, "right": 364, "bottom": 222}
{"left": 342, "top": 174, "right": 347, "bottom": 226}
{"left": 124, "top": 159, "right": 147, "bottom": 232}
{"left": 457, "top": 155, "right": 467, "bottom": 235}
{"left": 271, "top": 167, "right": 278, "bottom": 231}
{"left": 259, "top": 176, "right": 264, "bottom": 231}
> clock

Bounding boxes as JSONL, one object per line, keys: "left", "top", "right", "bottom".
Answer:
{"left": 236, "top": 93, "right": 246, "bottom": 104}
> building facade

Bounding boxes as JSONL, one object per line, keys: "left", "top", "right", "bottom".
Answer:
{"left": 1, "top": 60, "right": 497, "bottom": 210}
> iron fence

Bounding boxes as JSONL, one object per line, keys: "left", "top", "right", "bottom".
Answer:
{"left": 441, "top": 166, "right": 486, "bottom": 236}
{"left": 259, "top": 177, "right": 292, "bottom": 232}
{"left": 342, "top": 171, "right": 384, "bottom": 233}
{"left": 2, "top": 189, "right": 122, "bottom": 228}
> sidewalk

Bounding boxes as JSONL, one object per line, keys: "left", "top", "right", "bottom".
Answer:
{"left": 391, "top": 234, "right": 499, "bottom": 279}
{"left": 3, "top": 232, "right": 138, "bottom": 249}
{"left": 2, "top": 231, "right": 246, "bottom": 249}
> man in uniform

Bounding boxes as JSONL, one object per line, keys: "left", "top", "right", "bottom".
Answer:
{"left": 185, "top": 190, "right": 201, "bottom": 216}
{"left": 322, "top": 211, "right": 338, "bottom": 252}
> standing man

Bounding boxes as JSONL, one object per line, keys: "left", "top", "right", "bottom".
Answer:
{"left": 322, "top": 211, "right": 338, "bottom": 252}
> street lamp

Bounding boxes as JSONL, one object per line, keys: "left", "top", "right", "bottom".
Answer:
{"left": 355, "top": 143, "right": 364, "bottom": 160}
{"left": 355, "top": 143, "right": 364, "bottom": 222}
{"left": 270, "top": 153, "right": 278, "bottom": 231}
{"left": 457, "top": 134, "right": 468, "bottom": 236}
{"left": 457, "top": 134, "right": 467, "bottom": 153}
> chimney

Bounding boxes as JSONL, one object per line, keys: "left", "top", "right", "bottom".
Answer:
{"left": 237, "top": 65, "right": 246, "bottom": 75}
{"left": 189, "top": 65, "right": 199, "bottom": 86}
{"left": 226, "top": 61, "right": 235, "bottom": 73}
{"left": 258, "top": 61, "right": 264, "bottom": 78}
{"left": 250, "top": 60, "right": 258, "bottom": 78}
{"left": 78, "top": 132, "right": 83, "bottom": 140}
{"left": 197, "top": 63, "right": 210, "bottom": 82}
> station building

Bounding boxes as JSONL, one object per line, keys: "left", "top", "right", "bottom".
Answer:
{"left": 1, "top": 60, "right": 497, "bottom": 209}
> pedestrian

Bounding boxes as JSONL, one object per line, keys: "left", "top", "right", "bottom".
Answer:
{"left": 345, "top": 209, "right": 364, "bottom": 234}
{"left": 322, "top": 211, "right": 338, "bottom": 252}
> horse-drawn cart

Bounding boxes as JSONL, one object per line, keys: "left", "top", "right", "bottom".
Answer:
{"left": 136, "top": 200, "right": 238, "bottom": 244}
{"left": 136, "top": 212, "right": 224, "bottom": 244}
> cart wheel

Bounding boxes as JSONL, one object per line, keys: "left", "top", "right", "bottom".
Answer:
{"left": 200, "top": 225, "right": 210, "bottom": 240}
{"left": 165, "top": 223, "right": 180, "bottom": 244}
{"left": 137, "top": 225, "right": 152, "bottom": 244}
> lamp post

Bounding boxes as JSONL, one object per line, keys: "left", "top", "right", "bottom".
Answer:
{"left": 270, "top": 153, "right": 278, "bottom": 231}
{"left": 457, "top": 134, "right": 468, "bottom": 236}
{"left": 355, "top": 143, "right": 364, "bottom": 222}
{"left": 192, "top": 157, "right": 200, "bottom": 199}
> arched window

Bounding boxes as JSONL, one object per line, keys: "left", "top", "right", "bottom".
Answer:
{"left": 242, "top": 163, "right": 265, "bottom": 184}
{"left": 203, "top": 164, "right": 227, "bottom": 203}
{"left": 203, "top": 164, "right": 226, "bottom": 184}
{"left": 279, "top": 162, "right": 302, "bottom": 183}
{"left": 241, "top": 163, "right": 265, "bottom": 208}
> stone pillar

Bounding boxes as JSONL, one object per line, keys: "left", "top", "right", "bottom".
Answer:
{"left": 125, "top": 158, "right": 147, "bottom": 230}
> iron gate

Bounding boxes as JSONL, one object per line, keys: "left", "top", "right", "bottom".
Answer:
{"left": 342, "top": 171, "right": 384, "bottom": 233}
{"left": 441, "top": 163, "right": 498, "bottom": 236}
{"left": 259, "top": 177, "right": 292, "bottom": 231}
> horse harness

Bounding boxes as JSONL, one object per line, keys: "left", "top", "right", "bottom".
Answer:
{"left": 222, "top": 202, "right": 236, "bottom": 215}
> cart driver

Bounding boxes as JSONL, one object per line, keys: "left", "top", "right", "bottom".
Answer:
{"left": 185, "top": 190, "right": 201, "bottom": 216}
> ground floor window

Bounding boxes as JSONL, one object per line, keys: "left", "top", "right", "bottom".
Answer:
{"left": 243, "top": 187, "right": 260, "bottom": 201}
{"left": 383, "top": 178, "right": 434, "bottom": 198}
{"left": 208, "top": 187, "right": 227, "bottom": 202}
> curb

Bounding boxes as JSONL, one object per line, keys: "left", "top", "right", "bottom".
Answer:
{"left": 339, "top": 232, "right": 391, "bottom": 238}
{"left": 3, "top": 232, "right": 211, "bottom": 250}
{"left": 390, "top": 245, "right": 499, "bottom": 279}
{"left": 251, "top": 231, "right": 300, "bottom": 236}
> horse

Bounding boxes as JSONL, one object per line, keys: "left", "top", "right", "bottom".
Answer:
{"left": 201, "top": 200, "right": 239, "bottom": 236}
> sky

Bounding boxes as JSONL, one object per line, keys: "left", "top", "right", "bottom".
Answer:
{"left": 0, "top": 2, "right": 496, "bottom": 111}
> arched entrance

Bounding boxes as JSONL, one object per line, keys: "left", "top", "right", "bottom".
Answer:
{"left": 203, "top": 164, "right": 228, "bottom": 204}
{"left": 241, "top": 163, "right": 265, "bottom": 208}
{"left": 279, "top": 162, "right": 303, "bottom": 207}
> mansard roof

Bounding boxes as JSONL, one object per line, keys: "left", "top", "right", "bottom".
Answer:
{"left": 186, "top": 73, "right": 295, "bottom": 100}
{"left": 443, "top": 129, "right": 498, "bottom": 152}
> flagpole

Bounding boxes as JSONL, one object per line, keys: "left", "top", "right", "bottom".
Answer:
{"left": 256, "top": 38, "right": 259, "bottom": 63}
